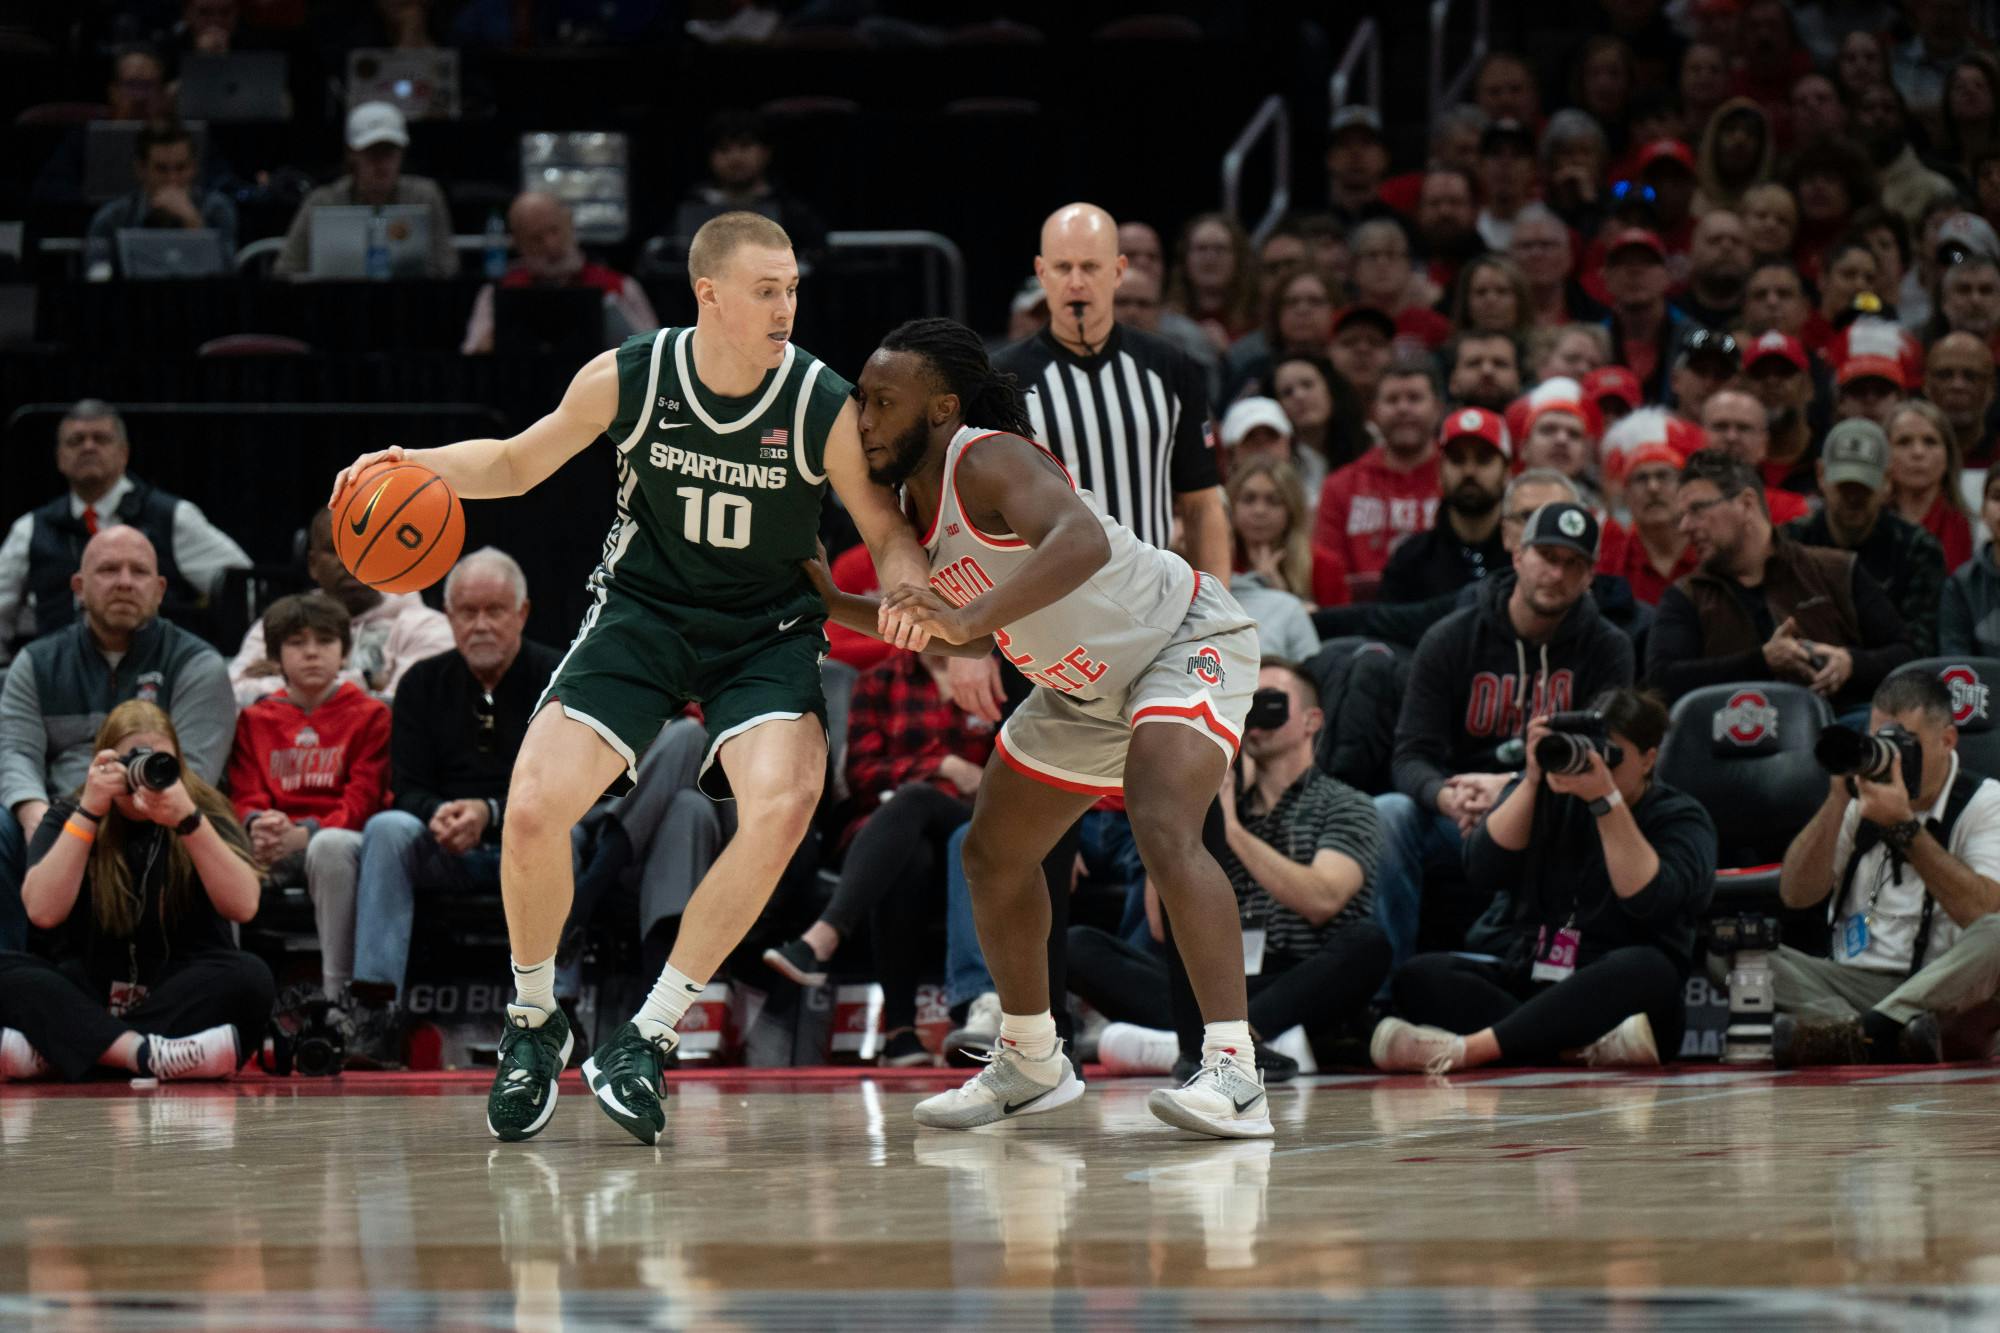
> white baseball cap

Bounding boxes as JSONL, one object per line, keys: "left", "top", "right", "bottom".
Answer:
{"left": 1220, "top": 397, "right": 1293, "bottom": 448}
{"left": 346, "top": 101, "right": 409, "bottom": 151}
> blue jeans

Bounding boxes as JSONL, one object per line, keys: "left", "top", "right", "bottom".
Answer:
{"left": 1371, "top": 793, "right": 1467, "bottom": 971}
{"left": 0, "top": 812, "right": 25, "bottom": 954}
{"left": 352, "top": 810, "right": 504, "bottom": 995}
{"left": 943, "top": 823, "right": 990, "bottom": 1007}
{"left": 1076, "top": 809, "right": 1151, "bottom": 952}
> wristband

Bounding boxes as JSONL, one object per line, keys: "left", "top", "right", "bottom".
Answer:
{"left": 62, "top": 819, "right": 96, "bottom": 844}
{"left": 70, "top": 807, "right": 102, "bottom": 825}
{"left": 1881, "top": 818, "right": 1922, "bottom": 853}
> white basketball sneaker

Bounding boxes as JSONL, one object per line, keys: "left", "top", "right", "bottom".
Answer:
{"left": 1146, "top": 1049, "right": 1275, "bottom": 1139}
{"left": 144, "top": 1025, "right": 241, "bottom": 1081}
{"left": 0, "top": 1028, "right": 50, "bottom": 1082}
{"left": 1580, "top": 1013, "right": 1661, "bottom": 1067}
{"left": 912, "top": 1043, "right": 1084, "bottom": 1130}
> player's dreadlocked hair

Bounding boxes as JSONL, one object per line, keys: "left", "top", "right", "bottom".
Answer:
{"left": 878, "top": 317, "right": 1035, "bottom": 438}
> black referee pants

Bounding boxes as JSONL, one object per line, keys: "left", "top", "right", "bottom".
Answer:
{"left": 0, "top": 950, "right": 275, "bottom": 1081}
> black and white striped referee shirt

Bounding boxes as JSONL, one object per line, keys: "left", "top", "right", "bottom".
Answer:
{"left": 992, "top": 324, "right": 1216, "bottom": 550}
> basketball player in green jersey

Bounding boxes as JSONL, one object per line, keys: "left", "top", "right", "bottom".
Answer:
{"left": 330, "top": 212, "right": 935, "bottom": 1145}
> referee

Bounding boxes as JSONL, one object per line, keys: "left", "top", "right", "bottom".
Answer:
{"left": 949, "top": 201, "right": 1229, "bottom": 1058}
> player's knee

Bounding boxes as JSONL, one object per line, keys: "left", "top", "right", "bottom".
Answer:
{"left": 502, "top": 776, "right": 576, "bottom": 847}
{"left": 959, "top": 826, "right": 1014, "bottom": 889}
{"left": 741, "top": 779, "right": 819, "bottom": 841}
{"left": 1124, "top": 795, "right": 1203, "bottom": 870}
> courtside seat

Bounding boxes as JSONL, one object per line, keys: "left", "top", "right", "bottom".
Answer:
{"left": 1890, "top": 657, "right": 2000, "bottom": 779}
{"left": 1658, "top": 682, "right": 1831, "bottom": 910}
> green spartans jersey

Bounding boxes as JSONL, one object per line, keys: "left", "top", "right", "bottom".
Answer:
{"left": 598, "top": 326, "right": 853, "bottom": 613}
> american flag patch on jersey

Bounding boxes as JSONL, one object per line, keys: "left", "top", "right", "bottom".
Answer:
{"left": 760, "top": 428, "right": 789, "bottom": 460}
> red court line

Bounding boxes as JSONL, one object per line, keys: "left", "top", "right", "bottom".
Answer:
{"left": 7, "top": 1063, "right": 1994, "bottom": 1099}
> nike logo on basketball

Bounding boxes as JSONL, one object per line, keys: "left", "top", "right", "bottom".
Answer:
{"left": 350, "top": 482, "right": 389, "bottom": 535}
{"left": 777, "top": 616, "right": 803, "bottom": 631}
{"left": 1003, "top": 1089, "right": 1052, "bottom": 1115}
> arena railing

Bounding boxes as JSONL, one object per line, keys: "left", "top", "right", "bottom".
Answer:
{"left": 1221, "top": 94, "right": 1290, "bottom": 250}
{"left": 1328, "top": 19, "right": 1381, "bottom": 131}
{"left": 1429, "top": 0, "right": 1491, "bottom": 123}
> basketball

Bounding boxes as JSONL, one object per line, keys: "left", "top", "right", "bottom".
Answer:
{"left": 331, "top": 459, "right": 465, "bottom": 594}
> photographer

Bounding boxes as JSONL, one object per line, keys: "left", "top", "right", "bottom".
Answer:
{"left": 1773, "top": 671, "right": 2000, "bottom": 1064}
{"left": 1372, "top": 689, "right": 1718, "bottom": 1072}
{"left": 0, "top": 701, "right": 271, "bottom": 1083}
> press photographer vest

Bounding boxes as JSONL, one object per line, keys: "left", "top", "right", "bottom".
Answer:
{"left": 26, "top": 478, "right": 188, "bottom": 635}
{"left": 1830, "top": 768, "right": 1980, "bottom": 977}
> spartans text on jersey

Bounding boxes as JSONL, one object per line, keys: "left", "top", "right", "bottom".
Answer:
{"left": 648, "top": 442, "right": 790, "bottom": 491}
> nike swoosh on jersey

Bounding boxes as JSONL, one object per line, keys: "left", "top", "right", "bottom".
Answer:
{"left": 777, "top": 616, "right": 803, "bottom": 631}
{"left": 350, "top": 481, "right": 390, "bottom": 535}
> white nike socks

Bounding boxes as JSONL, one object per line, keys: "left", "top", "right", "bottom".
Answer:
{"left": 998, "top": 1010, "right": 1059, "bottom": 1065}
{"left": 634, "top": 963, "right": 704, "bottom": 1042}
{"left": 1202, "top": 1019, "right": 1255, "bottom": 1067}
{"left": 510, "top": 955, "right": 557, "bottom": 1023}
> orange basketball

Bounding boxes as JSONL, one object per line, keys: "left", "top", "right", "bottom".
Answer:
{"left": 331, "top": 460, "right": 465, "bottom": 595}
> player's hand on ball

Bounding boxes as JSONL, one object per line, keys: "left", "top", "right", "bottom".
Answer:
{"left": 881, "top": 585, "right": 969, "bottom": 646}
{"left": 329, "top": 446, "right": 408, "bottom": 507}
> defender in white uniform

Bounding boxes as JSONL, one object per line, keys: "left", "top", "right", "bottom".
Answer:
{"left": 815, "top": 318, "right": 1272, "bottom": 1140}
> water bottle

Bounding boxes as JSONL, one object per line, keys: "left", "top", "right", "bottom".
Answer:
{"left": 364, "top": 211, "right": 391, "bottom": 280}
{"left": 483, "top": 210, "right": 509, "bottom": 280}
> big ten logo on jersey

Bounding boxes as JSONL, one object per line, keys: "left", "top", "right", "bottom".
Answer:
{"left": 930, "top": 555, "right": 996, "bottom": 609}
{"left": 1464, "top": 669, "right": 1576, "bottom": 737}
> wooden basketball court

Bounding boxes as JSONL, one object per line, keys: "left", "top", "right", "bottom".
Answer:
{"left": 5, "top": 1065, "right": 1997, "bottom": 1329}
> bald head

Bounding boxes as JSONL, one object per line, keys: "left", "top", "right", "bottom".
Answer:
{"left": 1036, "top": 202, "right": 1126, "bottom": 352}
{"left": 508, "top": 190, "right": 580, "bottom": 280}
{"left": 73, "top": 525, "right": 165, "bottom": 640}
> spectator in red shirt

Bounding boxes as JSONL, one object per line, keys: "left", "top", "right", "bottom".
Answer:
{"left": 1349, "top": 219, "right": 1454, "bottom": 350}
{"left": 1886, "top": 399, "right": 1976, "bottom": 573}
{"left": 1315, "top": 357, "right": 1445, "bottom": 600}
{"left": 760, "top": 649, "right": 994, "bottom": 1066}
{"left": 222, "top": 593, "right": 391, "bottom": 998}
{"left": 460, "top": 191, "right": 658, "bottom": 354}
{"left": 1598, "top": 425, "right": 1697, "bottom": 605}
{"left": 1700, "top": 389, "right": 1813, "bottom": 524}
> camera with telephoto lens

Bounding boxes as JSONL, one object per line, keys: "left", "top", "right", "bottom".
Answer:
{"left": 261, "top": 985, "right": 346, "bottom": 1077}
{"left": 118, "top": 747, "right": 180, "bottom": 792}
{"left": 1245, "top": 687, "right": 1289, "bottom": 732}
{"left": 1533, "top": 710, "right": 1625, "bottom": 777}
{"left": 1813, "top": 723, "right": 1923, "bottom": 799}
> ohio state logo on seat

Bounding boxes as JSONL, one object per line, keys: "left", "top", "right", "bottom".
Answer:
{"left": 1186, "top": 646, "right": 1224, "bottom": 686}
{"left": 1941, "top": 665, "right": 1990, "bottom": 726}
{"left": 1713, "top": 689, "right": 1778, "bottom": 746}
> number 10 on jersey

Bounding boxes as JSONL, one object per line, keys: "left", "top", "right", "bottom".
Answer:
{"left": 675, "top": 486, "right": 753, "bottom": 549}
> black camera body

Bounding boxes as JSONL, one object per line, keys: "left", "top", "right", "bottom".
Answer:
{"left": 1813, "top": 722, "right": 1923, "bottom": 800}
{"left": 263, "top": 985, "right": 346, "bottom": 1077}
{"left": 1534, "top": 710, "right": 1625, "bottom": 777}
{"left": 118, "top": 747, "right": 180, "bottom": 792}
{"left": 1245, "top": 687, "right": 1290, "bottom": 732}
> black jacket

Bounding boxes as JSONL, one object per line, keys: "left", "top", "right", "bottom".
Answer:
{"left": 1377, "top": 521, "right": 1508, "bottom": 606}
{"left": 1392, "top": 573, "right": 1636, "bottom": 812}
{"left": 389, "top": 641, "right": 562, "bottom": 838}
{"left": 1464, "top": 778, "right": 1718, "bottom": 971}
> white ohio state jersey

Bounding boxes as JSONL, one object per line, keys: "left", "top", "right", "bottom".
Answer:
{"left": 919, "top": 426, "right": 1199, "bottom": 701}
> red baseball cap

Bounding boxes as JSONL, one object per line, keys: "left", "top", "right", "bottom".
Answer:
{"left": 1745, "top": 330, "right": 1807, "bottom": 374}
{"left": 1584, "top": 364, "right": 1645, "bottom": 411}
{"left": 1636, "top": 139, "right": 1697, "bottom": 175}
{"left": 1438, "top": 405, "right": 1512, "bottom": 460}
{"left": 1604, "top": 228, "right": 1667, "bottom": 265}
{"left": 1837, "top": 355, "right": 1906, "bottom": 390}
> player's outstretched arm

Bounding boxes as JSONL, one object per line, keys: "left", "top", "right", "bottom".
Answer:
{"left": 329, "top": 350, "right": 620, "bottom": 505}
{"left": 821, "top": 398, "right": 934, "bottom": 649}
{"left": 801, "top": 549, "right": 995, "bottom": 660}
{"left": 881, "top": 433, "right": 1110, "bottom": 645}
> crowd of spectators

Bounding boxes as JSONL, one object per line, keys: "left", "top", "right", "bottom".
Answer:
{"left": 11, "top": 0, "right": 2000, "bottom": 1081}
